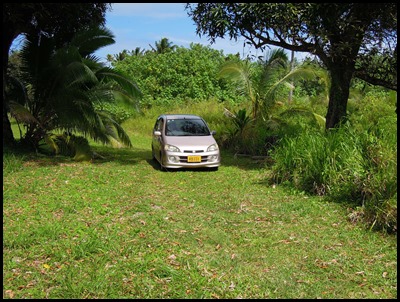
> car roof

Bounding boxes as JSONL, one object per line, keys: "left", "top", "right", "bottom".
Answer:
{"left": 158, "top": 114, "right": 202, "bottom": 120}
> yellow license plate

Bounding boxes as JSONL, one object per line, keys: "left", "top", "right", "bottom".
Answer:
{"left": 187, "top": 155, "right": 201, "bottom": 163}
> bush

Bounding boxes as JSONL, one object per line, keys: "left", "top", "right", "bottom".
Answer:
{"left": 113, "top": 44, "right": 244, "bottom": 108}
{"left": 269, "top": 92, "right": 397, "bottom": 233}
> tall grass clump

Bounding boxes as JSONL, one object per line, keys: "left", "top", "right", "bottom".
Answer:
{"left": 347, "top": 92, "right": 397, "bottom": 233}
{"left": 269, "top": 127, "right": 355, "bottom": 195}
{"left": 3, "top": 146, "right": 27, "bottom": 176}
{"left": 3, "top": 152, "right": 25, "bottom": 176}
{"left": 271, "top": 92, "right": 397, "bottom": 231}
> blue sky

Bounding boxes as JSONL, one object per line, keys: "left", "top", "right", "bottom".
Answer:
{"left": 10, "top": 3, "right": 306, "bottom": 63}
{"left": 94, "top": 3, "right": 266, "bottom": 63}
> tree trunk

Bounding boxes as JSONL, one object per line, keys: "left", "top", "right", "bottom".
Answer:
{"left": 3, "top": 102, "right": 14, "bottom": 147}
{"left": 288, "top": 50, "right": 294, "bottom": 105}
{"left": 3, "top": 31, "right": 17, "bottom": 147}
{"left": 325, "top": 63, "right": 353, "bottom": 129}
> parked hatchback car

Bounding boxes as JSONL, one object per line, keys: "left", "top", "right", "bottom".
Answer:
{"left": 151, "top": 114, "right": 221, "bottom": 170}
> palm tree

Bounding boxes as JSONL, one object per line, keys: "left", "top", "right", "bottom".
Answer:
{"left": 132, "top": 47, "right": 145, "bottom": 56}
{"left": 149, "top": 37, "right": 176, "bottom": 54}
{"left": 106, "top": 54, "right": 115, "bottom": 63}
{"left": 113, "top": 49, "right": 130, "bottom": 61}
{"left": 219, "top": 48, "right": 324, "bottom": 122}
{"left": 7, "top": 26, "right": 142, "bottom": 157}
{"left": 218, "top": 49, "right": 288, "bottom": 119}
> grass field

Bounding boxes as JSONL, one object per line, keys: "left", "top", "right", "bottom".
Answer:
{"left": 3, "top": 122, "right": 397, "bottom": 298}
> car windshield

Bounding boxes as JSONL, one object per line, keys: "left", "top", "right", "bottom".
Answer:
{"left": 166, "top": 119, "right": 210, "bottom": 136}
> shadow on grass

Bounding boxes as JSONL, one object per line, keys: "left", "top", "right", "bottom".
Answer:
{"left": 91, "top": 146, "right": 152, "bottom": 166}
{"left": 93, "top": 146, "right": 266, "bottom": 172}
{"left": 4, "top": 144, "right": 269, "bottom": 172}
{"left": 3, "top": 144, "right": 151, "bottom": 168}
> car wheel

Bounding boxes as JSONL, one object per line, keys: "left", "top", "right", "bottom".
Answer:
{"left": 151, "top": 146, "right": 156, "bottom": 161}
{"left": 159, "top": 153, "right": 166, "bottom": 171}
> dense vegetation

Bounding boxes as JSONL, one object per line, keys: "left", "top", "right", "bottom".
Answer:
{"left": 6, "top": 28, "right": 141, "bottom": 159}
{"left": 186, "top": 3, "right": 397, "bottom": 129}
{"left": 4, "top": 4, "right": 396, "bottom": 237}
{"left": 112, "top": 43, "right": 244, "bottom": 108}
{"left": 3, "top": 3, "right": 112, "bottom": 146}
{"left": 3, "top": 98, "right": 397, "bottom": 298}
{"left": 6, "top": 36, "right": 397, "bottom": 234}
{"left": 3, "top": 4, "right": 396, "bottom": 299}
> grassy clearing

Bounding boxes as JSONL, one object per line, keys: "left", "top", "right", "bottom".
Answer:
{"left": 3, "top": 106, "right": 397, "bottom": 298}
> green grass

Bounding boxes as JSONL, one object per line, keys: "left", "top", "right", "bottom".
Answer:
{"left": 3, "top": 104, "right": 397, "bottom": 298}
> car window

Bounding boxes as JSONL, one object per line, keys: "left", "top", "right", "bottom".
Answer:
{"left": 166, "top": 119, "right": 179, "bottom": 136}
{"left": 154, "top": 117, "right": 164, "bottom": 132}
{"left": 166, "top": 119, "right": 210, "bottom": 136}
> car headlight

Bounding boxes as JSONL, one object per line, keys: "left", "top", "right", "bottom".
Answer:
{"left": 207, "top": 144, "right": 219, "bottom": 152}
{"left": 165, "top": 144, "right": 180, "bottom": 152}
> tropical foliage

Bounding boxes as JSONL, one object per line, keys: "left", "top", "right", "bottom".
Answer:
{"left": 112, "top": 42, "right": 243, "bottom": 107}
{"left": 216, "top": 49, "right": 328, "bottom": 154}
{"left": 185, "top": 3, "right": 397, "bottom": 128}
{"left": 107, "top": 47, "right": 146, "bottom": 63}
{"left": 218, "top": 48, "right": 314, "bottom": 120}
{"left": 4, "top": 12, "right": 396, "bottom": 233}
{"left": 3, "top": 3, "right": 112, "bottom": 146}
{"left": 6, "top": 26, "right": 141, "bottom": 158}
{"left": 148, "top": 37, "right": 177, "bottom": 54}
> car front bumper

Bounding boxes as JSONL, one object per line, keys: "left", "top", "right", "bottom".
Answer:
{"left": 161, "top": 151, "right": 221, "bottom": 169}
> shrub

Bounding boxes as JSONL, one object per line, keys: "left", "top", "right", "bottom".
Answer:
{"left": 269, "top": 98, "right": 397, "bottom": 233}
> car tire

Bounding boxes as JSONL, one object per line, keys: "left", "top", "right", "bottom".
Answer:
{"left": 151, "top": 146, "right": 156, "bottom": 161}
{"left": 159, "top": 153, "right": 166, "bottom": 171}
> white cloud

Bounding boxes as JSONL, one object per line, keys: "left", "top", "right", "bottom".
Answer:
{"left": 108, "top": 3, "right": 187, "bottom": 19}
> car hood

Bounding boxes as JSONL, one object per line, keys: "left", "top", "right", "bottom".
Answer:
{"left": 164, "top": 135, "right": 217, "bottom": 150}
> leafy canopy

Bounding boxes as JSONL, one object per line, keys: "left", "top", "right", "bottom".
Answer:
{"left": 185, "top": 3, "right": 397, "bottom": 128}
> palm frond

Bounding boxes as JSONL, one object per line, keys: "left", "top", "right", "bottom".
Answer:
{"left": 71, "top": 26, "right": 115, "bottom": 58}
{"left": 5, "top": 75, "right": 28, "bottom": 106}
{"left": 13, "top": 25, "right": 138, "bottom": 152}
{"left": 8, "top": 101, "right": 40, "bottom": 125}
{"left": 96, "top": 67, "right": 142, "bottom": 100}
{"left": 265, "top": 116, "right": 289, "bottom": 131}
{"left": 64, "top": 61, "right": 99, "bottom": 88}
{"left": 262, "top": 48, "right": 289, "bottom": 70}
{"left": 280, "top": 106, "right": 326, "bottom": 129}
{"left": 218, "top": 60, "right": 255, "bottom": 103}
{"left": 97, "top": 111, "right": 132, "bottom": 147}
{"left": 20, "top": 34, "right": 55, "bottom": 91}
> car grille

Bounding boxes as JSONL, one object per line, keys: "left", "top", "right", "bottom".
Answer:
{"left": 183, "top": 150, "right": 204, "bottom": 153}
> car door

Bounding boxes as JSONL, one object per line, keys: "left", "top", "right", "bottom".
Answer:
{"left": 152, "top": 117, "right": 165, "bottom": 161}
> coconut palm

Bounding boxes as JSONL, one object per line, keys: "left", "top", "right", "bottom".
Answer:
{"left": 149, "top": 37, "right": 176, "bottom": 54}
{"left": 8, "top": 26, "right": 142, "bottom": 157}
{"left": 114, "top": 49, "right": 129, "bottom": 61}
{"left": 218, "top": 48, "right": 289, "bottom": 119}
{"left": 218, "top": 48, "right": 328, "bottom": 156}
{"left": 219, "top": 48, "right": 325, "bottom": 123}
{"left": 132, "top": 47, "right": 145, "bottom": 56}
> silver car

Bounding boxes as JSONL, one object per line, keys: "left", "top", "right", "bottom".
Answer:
{"left": 151, "top": 114, "right": 221, "bottom": 170}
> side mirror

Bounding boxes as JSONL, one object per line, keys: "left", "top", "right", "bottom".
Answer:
{"left": 154, "top": 130, "right": 162, "bottom": 136}
{"left": 211, "top": 130, "right": 216, "bottom": 135}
